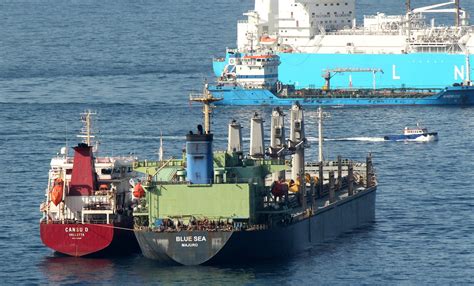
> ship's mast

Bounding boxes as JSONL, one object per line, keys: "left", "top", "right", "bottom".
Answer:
{"left": 406, "top": 0, "right": 412, "bottom": 42}
{"left": 158, "top": 130, "right": 164, "bottom": 161}
{"left": 455, "top": 0, "right": 460, "bottom": 27}
{"left": 460, "top": 43, "right": 471, "bottom": 85}
{"left": 77, "top": 110, "right": 97, "bottom": 148}
{"left": 189, "top": 84, "right": 223, "bottom": 134}
{"left": 316, "top": 107, "right": 330, "bottom": 163}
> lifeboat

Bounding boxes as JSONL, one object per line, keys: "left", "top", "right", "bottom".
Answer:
{"left": 50, "top": 178, "right": 64, "bottom": 206}
{"left": 260, "top": 36, "right": 277, "bottom": 45}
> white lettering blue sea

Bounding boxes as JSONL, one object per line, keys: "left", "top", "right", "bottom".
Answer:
{"left": 1, "top": 0, "right": 473, "bottom": 284}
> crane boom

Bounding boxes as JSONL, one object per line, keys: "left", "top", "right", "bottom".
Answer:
{"left": 322, "top": 68, "right": 384, "bottom": 90}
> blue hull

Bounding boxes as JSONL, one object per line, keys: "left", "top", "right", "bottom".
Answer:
{"left": 214, "top": 53, "right": 473, "bottom": 89}
{"left": 208, "top": 85, "right": 474, "bottom": 106}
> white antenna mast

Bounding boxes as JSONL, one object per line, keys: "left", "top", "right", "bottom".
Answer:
{"left": 460, "top": 44, "right": 471, "bottom": 85}
{"left": 316, "top": 107, "right": 330, "bottom": 162}
{"left": 159, "top": 131, "right": 164, "bottom": 161}
{"left": 77, "top": 110, "right": 98, "bottom": 152}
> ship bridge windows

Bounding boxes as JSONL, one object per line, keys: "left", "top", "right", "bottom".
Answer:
{"left": 101, "top": 168, "right": 112, "bottom": 175}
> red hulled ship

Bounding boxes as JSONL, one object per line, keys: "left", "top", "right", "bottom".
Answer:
{"left": 40, "top": 111, "right": 139, "bottom": 256}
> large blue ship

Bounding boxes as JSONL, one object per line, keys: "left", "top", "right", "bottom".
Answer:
{"left": 211, "top": 0, "right": 474, "bottom": 106}
{"left": 213, "top": 53, "right": 474, "bottom": 90}
{"left": 208, "top": 84, "right": 474, "bottom": 106}
{"left": 209, "top": 53, "right": 474, "bottom": 106}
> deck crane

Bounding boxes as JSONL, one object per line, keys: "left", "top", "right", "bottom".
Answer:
{"left": 322, "top": 68, "right": 384, "bottom": 90}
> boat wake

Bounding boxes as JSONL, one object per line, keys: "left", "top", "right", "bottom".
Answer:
{"left": 308, "top": 137, "right": 385, "bottom": 142}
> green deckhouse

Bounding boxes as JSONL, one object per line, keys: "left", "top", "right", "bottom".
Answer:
{"left": 133, "top": 151, "right": 287, "bottom": 226}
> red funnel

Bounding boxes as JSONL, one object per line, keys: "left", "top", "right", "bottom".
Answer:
{"left": 69, "top": 144, "right": 96, "bottom": 196}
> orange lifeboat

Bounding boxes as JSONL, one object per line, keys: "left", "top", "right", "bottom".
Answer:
{"left": 260, "top": 36, "right": 277, "bottom": 45}
{"left": 50, "top": 178, "right": 64, "bottom": 206}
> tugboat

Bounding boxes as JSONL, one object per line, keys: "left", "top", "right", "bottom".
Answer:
{"left": 384, "top": 124, "right": 438, "bottom": 142}
{"left": 132, "top": 90, "right": 377, "bottom": 265}
{"left": 40, "top": 111, "right": 139, "bottom": 257}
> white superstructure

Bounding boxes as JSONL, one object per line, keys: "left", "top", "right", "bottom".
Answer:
{"left": 237, "top": 0, "right": 474, "bottom": 54}
{"left": 220, "top": 53, "right": 280, "bottom": 88}
{"left": 44, "top": 154, "right": 136, "bottom": 223}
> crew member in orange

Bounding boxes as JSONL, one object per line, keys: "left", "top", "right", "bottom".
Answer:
{"left": 133, "top": 180, "right": 145, "bottom": 198}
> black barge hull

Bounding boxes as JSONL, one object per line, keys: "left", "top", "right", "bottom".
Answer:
{"left": 135, "top": 187, "right": 376, "bottom": 265}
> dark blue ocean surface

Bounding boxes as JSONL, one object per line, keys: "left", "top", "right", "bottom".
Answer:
{"left": 0, "top": 0, "right": 473, "bottom": 284}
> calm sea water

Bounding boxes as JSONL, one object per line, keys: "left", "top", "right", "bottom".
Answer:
{"left": 1, "top": 0, "right": 473, "bottom": 284}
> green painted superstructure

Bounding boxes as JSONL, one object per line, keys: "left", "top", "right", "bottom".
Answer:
{"left": 133, "top": 151, "right": 288, "bottom": 226}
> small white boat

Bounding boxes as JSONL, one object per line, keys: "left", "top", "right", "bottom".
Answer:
{"left": 384, "top": 124, "right": 438, "bottom": 142}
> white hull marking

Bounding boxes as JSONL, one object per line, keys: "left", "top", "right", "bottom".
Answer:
{"left": 392, "top": 65, "right": 400, "bottom": 80}
{"left": 455, "top": 65, "right": 465, "bottom": 81}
